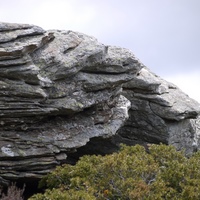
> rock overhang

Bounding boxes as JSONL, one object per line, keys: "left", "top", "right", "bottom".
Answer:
{"left": 0, "top": 22, "right": 200, "bottom": 185}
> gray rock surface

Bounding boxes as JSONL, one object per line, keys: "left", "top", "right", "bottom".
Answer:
{"left": 0, "top": 22, "right": 139, "bottom": 185}
{"left": 117, "top": 67, "right": 200, "bottom": 154}
{"left": 0, "top": 22, "right": 200, "bottom": 185}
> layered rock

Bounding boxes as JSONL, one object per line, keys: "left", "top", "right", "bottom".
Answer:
{"left": 0, "top": 22, "right": 141, "bottom": 185}
{"left": 0, "top": 22, "right": 200, "bottom": 185}
{"left": 117, "top": 68, "right": 200, "bottom": 154}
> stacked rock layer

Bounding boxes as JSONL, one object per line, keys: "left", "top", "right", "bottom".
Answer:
{"left": 0, "top": 22, "right": 199, "bottom": 185}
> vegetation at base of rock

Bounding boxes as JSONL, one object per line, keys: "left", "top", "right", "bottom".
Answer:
{"left": 29, "top": 144, "right": 200, "bottom": 200}
{"left": 0, "top": 182, "right": 25, "bottom": 200}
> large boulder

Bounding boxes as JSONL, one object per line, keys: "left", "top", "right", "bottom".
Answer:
{"left": 0, "top": 22, "right": 141, "bottom": 185}
{"left": 0, "top": 22, "right": 199, "bottom": 185}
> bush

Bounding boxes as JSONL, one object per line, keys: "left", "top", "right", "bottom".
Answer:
{"left": 29, "top": 144, "right": 200, "bottom": 200}
{"left": 0, "top": 182, "right": 25, "bottom": 200}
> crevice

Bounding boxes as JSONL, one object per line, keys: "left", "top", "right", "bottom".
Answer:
{"left": 80, "top": 69, "right": 128, "bottom": 75}
{"left": 63, "top": 46, "right": 76, "bottom": 54}
{"left": 0, "top": 25, "right": 38, "bottom": 32}
{"left": 0, "top": 32, "right": 44, "bottom": 44}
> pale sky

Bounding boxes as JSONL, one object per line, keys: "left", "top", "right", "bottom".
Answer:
{"left": 0, "top": 0, "right": 200, "bottom": 102}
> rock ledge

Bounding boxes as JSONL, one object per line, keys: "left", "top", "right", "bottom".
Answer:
{"left": 0, "top": 22, "right": 200, "bottom": 185}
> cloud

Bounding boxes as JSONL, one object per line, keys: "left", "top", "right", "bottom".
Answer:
{"left": 0, "top": 0, "right": 97, "bottom": 31}
{"left": 31, "top": 0, "right": 97, "bottom": 31}
{"left": 164, "top": 70, "right": 200, "bottom": 103}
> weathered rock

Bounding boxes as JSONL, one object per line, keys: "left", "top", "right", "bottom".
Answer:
{"left": 117, "top": 67, "right": 200, "bottom": 154}
{"left": 0, "top": 22, "right": 200, "bottom": 185}
{"left": 0, "top": 22, "right": 140, "bottom": 185}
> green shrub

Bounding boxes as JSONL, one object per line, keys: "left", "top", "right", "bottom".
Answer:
{"left": 29, "top": 144, "right": 200, "bottom": 200}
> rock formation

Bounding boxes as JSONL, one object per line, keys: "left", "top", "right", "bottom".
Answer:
{"left": 0, "top": 22, "right": 200, "bottom": 185}
{"left": 118, "top": 68, "right": 200, "bottom": 154}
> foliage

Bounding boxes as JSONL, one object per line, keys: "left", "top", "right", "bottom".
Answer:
{"left": 0, "top": 182, "right": 25, "bottom": 200}
{"left": 29, "top": 144, "right": 200, "bottom": 200}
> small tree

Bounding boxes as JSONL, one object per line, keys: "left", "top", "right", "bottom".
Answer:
{"left": 29, "top": 144, "right": 200, "bottom": 200}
